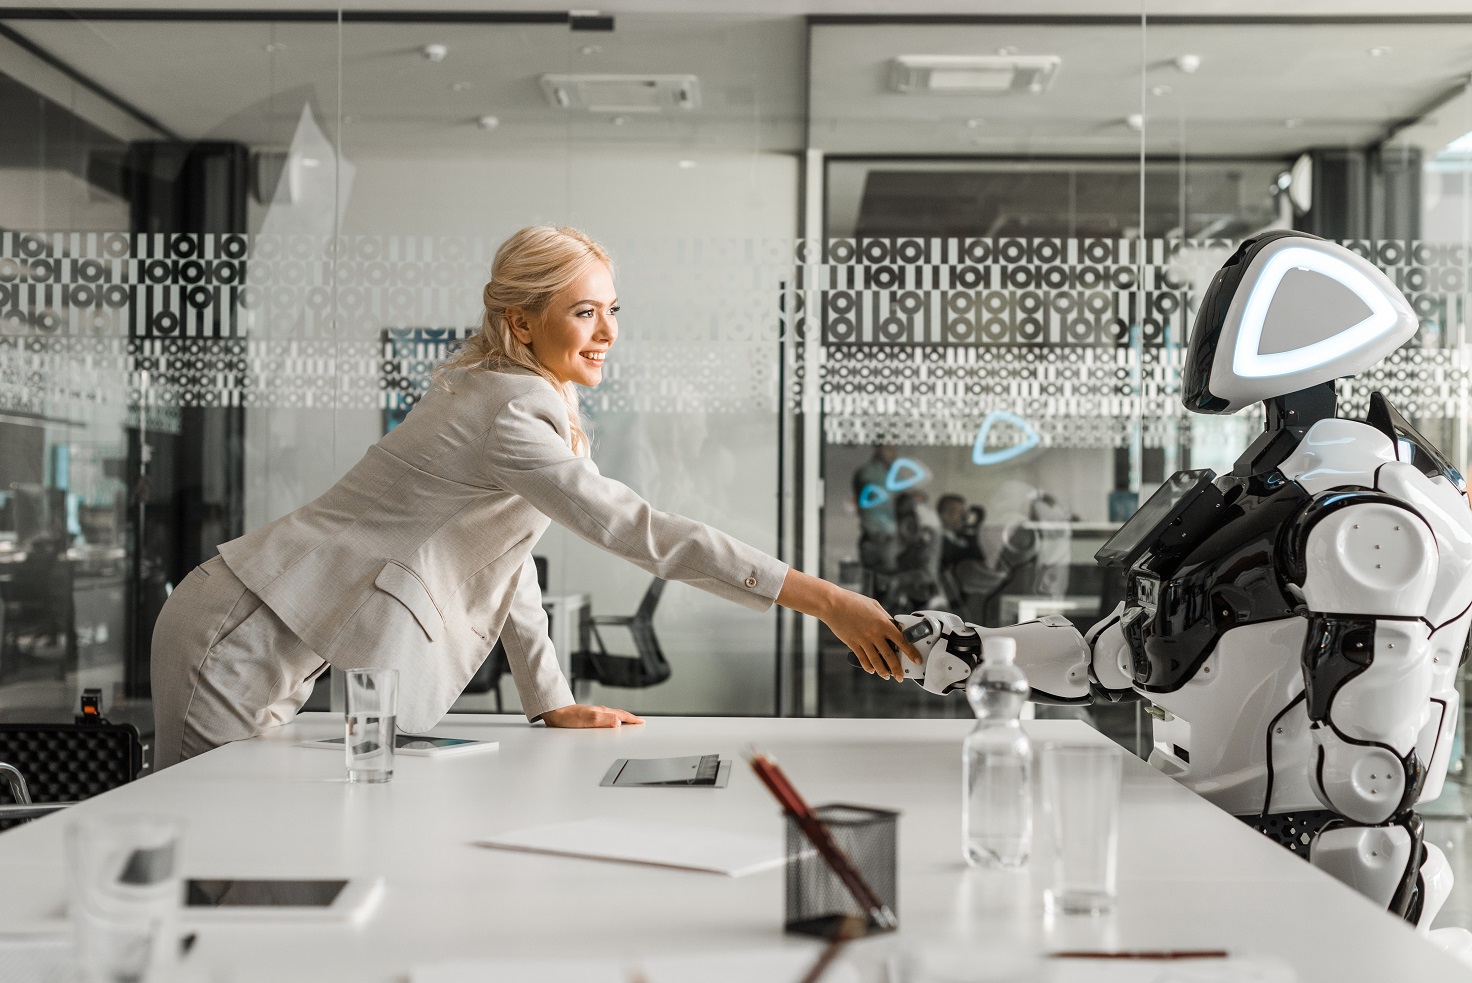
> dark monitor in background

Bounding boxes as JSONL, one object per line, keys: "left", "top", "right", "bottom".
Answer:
{"left": 11, "top": 483, "right": 47, "bottom": 544}
{"left": 533, "top": 555, "right": 548, "bottom": 591}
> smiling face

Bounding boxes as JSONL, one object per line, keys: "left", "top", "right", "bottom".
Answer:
{"left": 507, "top": 262, "right": 619, "bottom": 387}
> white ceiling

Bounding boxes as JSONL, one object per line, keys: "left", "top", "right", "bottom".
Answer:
{"left": 811, "top": 21, "right": 1472, "bottom": 157}
{"left": 28, "top": 1, "right": 1472, "bottom": 14}
{"left": 3, "top": 9, "right": 1471, "bottom": 159}
{"left": 4, "top": 14, "right": 807, "bottom": 153}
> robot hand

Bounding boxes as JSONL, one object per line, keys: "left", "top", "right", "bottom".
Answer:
{"left": 892, "top": 611, "right": 982, "bottom": 695}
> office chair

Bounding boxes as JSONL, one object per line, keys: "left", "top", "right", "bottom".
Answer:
{"left": 458, "top": 556, "right": 550, "bottom": 712}
{"left": 0, "top": 692, "right": 144, "bottom": 831}
{"left": 571, "top": 578, "right": 669, "bottom": 693}
{"left": 460, "top": 639, "right": 509, "bottom": 712}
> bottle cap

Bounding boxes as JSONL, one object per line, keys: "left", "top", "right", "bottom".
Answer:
{"left": 981, "top": 636, "right": 1017, "bottom": 664}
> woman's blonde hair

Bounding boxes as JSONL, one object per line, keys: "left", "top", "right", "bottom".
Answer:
{"left": 436, "top": 225, "right": 612, "bottom": 455}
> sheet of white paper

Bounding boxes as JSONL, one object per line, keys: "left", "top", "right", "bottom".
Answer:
{"left": 474, "top": 817, "right": 785, "bottom": 877}
{"left": 411, "top": 957, "right": 625, "bottom": 983}
{"left": 1051, "top": 956, "right": 1298, "bottom": 983}
{"left": 643, "top": 948, "right": 859, "bottom": 983}
{"left": 0, "top": 934, "right": 76, "bottom": 983}
{"left": 411, "top": 949, "right": 857, "bottom": 983}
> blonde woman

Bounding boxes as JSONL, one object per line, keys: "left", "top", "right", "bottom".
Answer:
{"left": 150, "top": 225, "right": 918, "bottom": 769}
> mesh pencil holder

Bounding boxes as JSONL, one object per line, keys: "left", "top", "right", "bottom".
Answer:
{"left": 784, "top": 803, "right": 898, "bottom": 938}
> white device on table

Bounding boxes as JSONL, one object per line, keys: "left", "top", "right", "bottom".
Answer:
{"left": 299, "top": 734, "right": 498, "bottom": 756}
{"left": 183, "top": 877, "right": 383, "bottom": 923}
{"left": 884, "top": 234, "right": 1472, "bottom": 962}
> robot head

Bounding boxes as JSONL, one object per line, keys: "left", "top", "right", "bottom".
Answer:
{"left": 1182, "top": 231, "right": 1417, "bottom": 414}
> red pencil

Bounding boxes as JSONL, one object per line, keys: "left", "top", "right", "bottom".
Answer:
{"left": 746, "top": 749, "right": 897, "bottom": 931}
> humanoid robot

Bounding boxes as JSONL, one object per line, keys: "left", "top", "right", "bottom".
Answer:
{"left": 889, "top": 232, "right": 1472, "bottom": 952}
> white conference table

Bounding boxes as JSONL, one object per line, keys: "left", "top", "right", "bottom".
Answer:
{"left": 0, "top": 714, "right": 1468, "bottom": 982}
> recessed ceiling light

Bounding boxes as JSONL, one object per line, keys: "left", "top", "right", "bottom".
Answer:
{"left": 611, "top": 116, "right": 628, "bottom": 126}
{"left": 422, "top": 44, "right": 448, "bottom": 63}
{"left": 477, "top": 115, "right": 500, "bottom": 131}
{"left": 299, "top": 157, "right": 320, "bottom": 168}
{"left": 890, "top": 54, "right": 1061, "bottom": 95}
{"left": 581, "top": 45, "right": 602, "bottom": 56}
{"left": 965, "top": 118, "right": 985, "bottom": 128}
{"left": 541, "top": 75, "right": 701, "bottom": 113}
{"left": 1174, "top": 54, "right": 1201, "bottom": 74}
{"left": 1284, "top": 117, "right": 1303, "bottom": 129}
{"left": 1126, "top": 113, "right": 1145, "bottom": 131}
{"left": 264, "top": 42, "right": 286, "bottom": 55}
{"left": 1150, "top": 84, "right": 1172, "bottom": 97}
{"left": 1368, "top": 46, "right": 1392, "bottom": 57}
{"left": 677, "top": 159, "right": 696, "bottom": 169}
{"left": 451, "top": 81, "right": 472, "bottom": 92}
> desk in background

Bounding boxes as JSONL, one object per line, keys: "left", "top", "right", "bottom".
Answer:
{"left": 0, "top": 715, "right": 1462, "bottom": 982}
{"left": 539, "top": 592, "right": 590, "bottom": 679}
{"left": 999, "top": 594, "right": 1100, "bottom": 624}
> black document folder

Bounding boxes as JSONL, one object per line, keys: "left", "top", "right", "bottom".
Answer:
{"left": 599, "top": 753, "right": 731, "bottom": 788}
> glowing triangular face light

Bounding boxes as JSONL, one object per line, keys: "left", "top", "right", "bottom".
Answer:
{"left": 858, "top": 484, "right": 889, "bottom": 509}
{"left": 1232, "top": 245, "right": 1401, "bottom": 380}
{"left": 885, "top": 458, "right": 928, "bottom": 492}
{"left": 972, "top": 411, "right": 1040, "bottom": 466}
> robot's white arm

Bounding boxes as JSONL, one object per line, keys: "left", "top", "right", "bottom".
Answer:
{"left": 1288, "top": 494, "right": 1439, "bottom": 825}
{"left": 891, "top": 607, "right": 1132, "bottom": 705}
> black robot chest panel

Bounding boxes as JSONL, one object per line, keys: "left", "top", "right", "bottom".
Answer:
{"left": 1122, "top": 474, "right": 1308, "bottom": 693}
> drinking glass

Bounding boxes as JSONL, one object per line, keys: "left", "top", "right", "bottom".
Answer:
{"left": 1040, "top": 742, "right": 1122, "bottom": 915}
{"left": 68, "top": 813, "right": 183, "bottom": 983}
{"left": 345, "top": 667, "right": 398, "bottom": 783}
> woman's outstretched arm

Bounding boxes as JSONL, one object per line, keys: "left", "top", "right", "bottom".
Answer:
{"left": 776, "top": 567, "right": 922, "bottom": 681}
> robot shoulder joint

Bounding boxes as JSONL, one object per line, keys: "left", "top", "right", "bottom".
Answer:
{"left": 1285, "top": 492, "right": 1436, "bottom": 617}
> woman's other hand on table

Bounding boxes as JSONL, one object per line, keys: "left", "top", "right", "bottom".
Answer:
{"left": 541, "top": 704, "right": 645, "bottom": 728}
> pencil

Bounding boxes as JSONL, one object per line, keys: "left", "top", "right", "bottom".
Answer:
{"left": 745, "top": 748, "right": 898, "bottom": 931}
{"left": 1050, "top": 950, "right": 1229, "bottom": 960}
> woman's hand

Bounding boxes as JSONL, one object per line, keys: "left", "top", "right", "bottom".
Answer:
{"left": 775, "top": 569, "right": 922, "bottom": 683}
{"left": 540, "top": 704, "right": 645, "bottom": 728}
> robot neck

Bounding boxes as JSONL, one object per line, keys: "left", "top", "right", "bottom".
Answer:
{"left": 1231, "top": 381, "right": 1338, "bottom": 477}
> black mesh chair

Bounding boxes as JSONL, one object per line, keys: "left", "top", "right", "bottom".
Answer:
{"left": 457, "top": 556, "right": 549, "bottom": 712}
{"left": 0, "top": 709, "right": 144, "bottom": 831}
{"left": 461, "top": 639, "right": 509, "bottom": 712}
{"left": 571, "top": 578, "right": 669, "bottom": 693}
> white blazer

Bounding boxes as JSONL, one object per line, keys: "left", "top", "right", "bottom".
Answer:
{"left": 217, "top": 364, "right": 788, "bottom": 731}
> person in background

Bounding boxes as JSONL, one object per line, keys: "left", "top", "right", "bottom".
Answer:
{"left": 936, "top": 493, "right": 979, "bottom": 568}
{"left": 892, "top": 489, "right": 943, "bottom": 611}
{"left": 851, "top": 444, "right": 900, "bottom": 608}
{"left": 149, "top": 226, "right": 920, "bottom": 768}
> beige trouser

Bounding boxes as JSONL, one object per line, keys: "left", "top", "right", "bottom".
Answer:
{"left": 150, "top": 555, "right": 328, "bottom": 769}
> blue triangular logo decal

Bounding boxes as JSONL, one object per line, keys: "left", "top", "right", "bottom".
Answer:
{"left": 884, "top": 457, "right": 927, "bottom": 492}
{"left": 972, "top": 411, "right": 1041, "bottom": 466}
{"left": 858, "top": 483, "right": 889, "bottom": 509}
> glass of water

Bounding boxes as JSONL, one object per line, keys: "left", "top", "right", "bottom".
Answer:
{"left": 68, "top": 813, "right": 183, "bottom": 983}
{"left": 345, "top": 667, "right": 398, "bottom": 784}
{"left": 1040, "top": 742, "right": 1123, "bottom": 915}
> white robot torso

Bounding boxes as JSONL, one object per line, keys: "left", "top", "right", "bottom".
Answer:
{"left": 1146, "top": 412, "right": 1471, "bottom": 823}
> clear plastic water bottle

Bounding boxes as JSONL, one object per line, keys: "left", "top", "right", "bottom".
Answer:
{"left": 962, "top": 636, "right": 1032, "bottom": 868}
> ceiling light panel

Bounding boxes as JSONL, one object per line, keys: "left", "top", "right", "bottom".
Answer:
{"left": 539, "top": 74, "right": 700, "bottom": 113}
{"left": 889, "top": 55, "right": 1060, "bottom": 95}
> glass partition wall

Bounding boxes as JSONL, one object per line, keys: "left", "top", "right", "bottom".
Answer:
{"left": 2, "top": 8, "right": 1472, "bottom": 749}
{"left": 0, "top": 8, "right": 800, "bottom": 725}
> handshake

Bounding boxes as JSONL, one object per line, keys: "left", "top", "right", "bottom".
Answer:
{"left": 850, "top": 610, "right": 1093, "bottom": 700}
